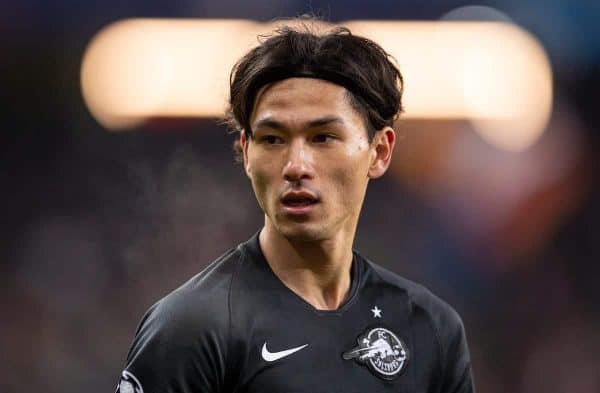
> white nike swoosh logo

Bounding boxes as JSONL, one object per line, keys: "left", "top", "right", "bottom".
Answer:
{"left": 261, "top": 342, "right": 308, "bottom": 362}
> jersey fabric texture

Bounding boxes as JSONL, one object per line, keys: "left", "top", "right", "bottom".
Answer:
{"left": 117, "top": 231, "right": 475, "bottom": 393}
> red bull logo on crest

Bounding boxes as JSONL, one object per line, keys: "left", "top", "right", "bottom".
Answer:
{"left": 343, "top": 327, "right": 409, "bottom": 380}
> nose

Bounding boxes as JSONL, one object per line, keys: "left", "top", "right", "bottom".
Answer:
{"left": 282, "top": 139, "right": 314, "bottom": 182}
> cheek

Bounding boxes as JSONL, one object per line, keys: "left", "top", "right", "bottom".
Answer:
{"left": 248, "top": 163, "right": 277, "bottom": 207}
{"left": 329, "top": 155, "right": 369, "bottom": 206}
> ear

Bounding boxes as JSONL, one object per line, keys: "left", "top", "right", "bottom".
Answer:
{"left": 240, "top": 131, "right": 251, "bottom": 177}
{"left": 368, "top": 127, "right": 396, "bottom": 179}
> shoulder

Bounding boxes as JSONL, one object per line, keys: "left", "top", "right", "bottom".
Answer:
{"left": 362, "top": 257, "right": 471, "bottom": 384}
{"left": 128, "top": 245, "right": 243, "bottom": 357}
{"left": 362, "top": 256, "right": 465, "bottom": 339}
{"left": 121, "top": 245, "right": 245, "bottom": 392}
{"left": 142, "top": 245, "right": 242, "bottom": 333}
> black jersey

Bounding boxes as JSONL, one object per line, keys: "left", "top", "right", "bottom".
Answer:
{"left": 116, "top": 232, "right": 474, "bottom": 393}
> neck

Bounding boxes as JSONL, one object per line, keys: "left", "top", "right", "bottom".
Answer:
{"left": 259, "top": 221, "right": 356, "bottom": 311}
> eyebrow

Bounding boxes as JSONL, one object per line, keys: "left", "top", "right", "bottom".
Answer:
{"left": 252, "top": 116, "right": 345, "bottom": 132}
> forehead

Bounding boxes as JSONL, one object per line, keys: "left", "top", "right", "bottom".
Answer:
{"left": 250, "top": 78, "right": 362, "bottom": 127}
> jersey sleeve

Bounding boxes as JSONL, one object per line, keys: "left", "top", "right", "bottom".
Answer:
{"left": 116, "top": 291, "right": 229, "bottom": 393}
{"left": 438, "top": 310, "right": 475, "bottom": 393}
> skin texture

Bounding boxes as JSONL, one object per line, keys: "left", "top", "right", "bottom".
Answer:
{"left": 241, "top": 78, "right": 396, "bottom": 310}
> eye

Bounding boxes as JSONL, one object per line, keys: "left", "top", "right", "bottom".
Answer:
{"left": 312, "top": 134, "right": 336, "bottom": 143}
{"left": 260, "top": 135, "right": 284, "bottom": 144}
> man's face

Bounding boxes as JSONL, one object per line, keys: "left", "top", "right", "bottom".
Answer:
{"left": 242, "top": 77, "right": 393, "bottom": 242}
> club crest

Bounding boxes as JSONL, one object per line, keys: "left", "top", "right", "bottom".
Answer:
{"left": 342, "top": 327, "right": 408, "bottom": 380}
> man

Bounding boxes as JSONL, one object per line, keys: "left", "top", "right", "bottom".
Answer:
{"left": 116, "top": 22, "right": 475, "bottom": 393}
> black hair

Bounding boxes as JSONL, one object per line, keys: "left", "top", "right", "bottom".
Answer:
{"left": 224, "top": 19, "right": 404, "bottom": 161}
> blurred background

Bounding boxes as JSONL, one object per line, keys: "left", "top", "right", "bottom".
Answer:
{"left": 2, "top": 1, "right": 599, "bottom": 392}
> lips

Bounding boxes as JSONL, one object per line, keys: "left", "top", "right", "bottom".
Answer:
{"left": 280, "top": 191, "right": 319, "bottom": 216}
{"left": 280, "top": 191, "right": 319, "bottom": 206}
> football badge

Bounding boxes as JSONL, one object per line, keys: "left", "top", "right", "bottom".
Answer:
{"left": 117, "top": 370, "right": 144, "bottom": 393}
{"left": 342, "top": 327, "right": 409, "bottom": 380}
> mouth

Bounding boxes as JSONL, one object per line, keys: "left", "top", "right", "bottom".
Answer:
{"left": 280, "top": 191, "right": 320, "bottom": 215}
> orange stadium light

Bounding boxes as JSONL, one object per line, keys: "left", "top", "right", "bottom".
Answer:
{"left": 81, "top": 19, "right": 553, "bottom": 151}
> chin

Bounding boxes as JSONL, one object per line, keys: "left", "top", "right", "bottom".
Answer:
{"left": 275, "top": 222, "right": 327, "bottom": 242}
